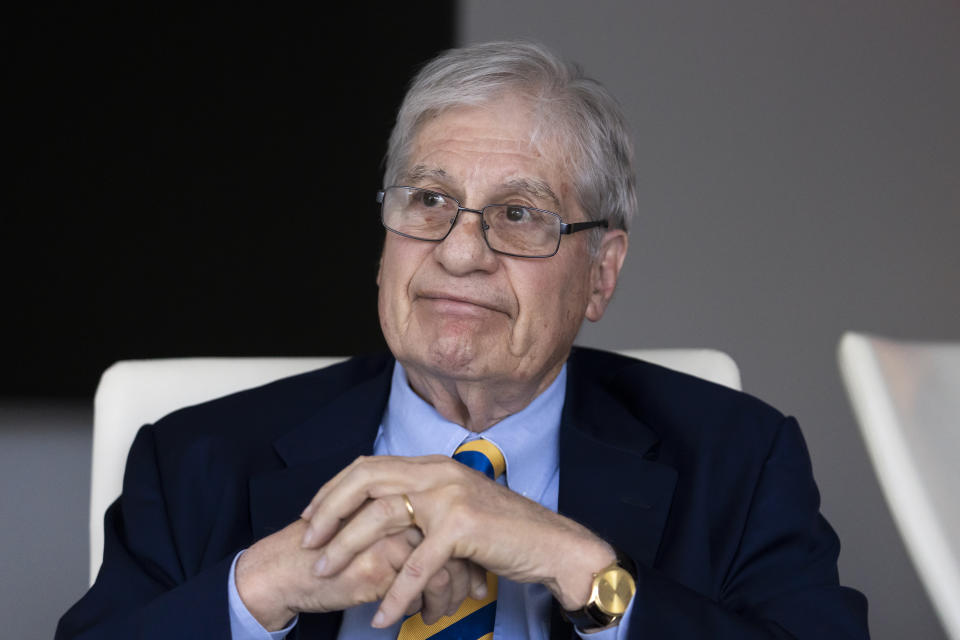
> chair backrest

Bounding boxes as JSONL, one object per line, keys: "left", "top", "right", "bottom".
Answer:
{"left": 838, "top": 332, "right": 960, "bottom": 640}
{"left": 89, "top": 348, "right": 740, "bottom": 584}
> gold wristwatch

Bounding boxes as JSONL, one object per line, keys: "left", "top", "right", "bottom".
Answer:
{"left": 562, "top": 549, "right": 637, "bottom": 633}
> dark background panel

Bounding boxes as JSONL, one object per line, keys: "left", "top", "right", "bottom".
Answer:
{"left": 5, "top": 3, "right": 456, "bottom": 398}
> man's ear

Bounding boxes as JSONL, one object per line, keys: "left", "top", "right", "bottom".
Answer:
{"left": 585, "top": 230, "right": 628, "bottom": 322}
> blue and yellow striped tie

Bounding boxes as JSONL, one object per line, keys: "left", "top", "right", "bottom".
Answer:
{"left": 397, "top": 439, "right": 506, "bottom": 640}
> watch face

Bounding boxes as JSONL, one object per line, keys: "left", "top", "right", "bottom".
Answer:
{"left": 595, "top": 567, "right": 635, "bottom": 616}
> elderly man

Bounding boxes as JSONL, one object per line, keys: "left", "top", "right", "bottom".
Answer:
{"left": 58, "top": 42, "right": 869, "bottom": 639}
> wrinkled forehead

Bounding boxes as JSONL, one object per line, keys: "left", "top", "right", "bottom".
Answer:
{"left": 400, "top": 96, "right": 577, "bottom": 198}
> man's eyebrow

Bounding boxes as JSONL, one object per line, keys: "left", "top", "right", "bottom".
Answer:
{"left": 503, "top": 177, "right": 561, "bottom": 211}
{"left": 402, "top": 165, "right": 448, "bottom": 184}
{"left": 401, "top": 167, "right": 561, "bottom": 210}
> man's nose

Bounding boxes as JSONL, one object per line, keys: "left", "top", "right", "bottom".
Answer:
{"left": 434, "top": 208, "right": 498, "bottom": 274}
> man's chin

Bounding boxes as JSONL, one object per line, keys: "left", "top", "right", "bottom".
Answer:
{"left": 428, "top": 337, "right": 488, "bottom": 377}
{"left": 396, "top": 335, "right": 497, "bottom": 382}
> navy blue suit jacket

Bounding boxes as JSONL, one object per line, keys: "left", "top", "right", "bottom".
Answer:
{"left": 58, "top": 348, "right": 869, "bottom": 639}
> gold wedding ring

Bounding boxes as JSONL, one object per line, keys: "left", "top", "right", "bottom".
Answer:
{"left": 401, "top": 493, "right": 419, "bottom": 528}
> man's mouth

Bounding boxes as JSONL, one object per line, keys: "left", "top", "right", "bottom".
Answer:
{"left": 416, "top": 292, "right": 509, "bottom": 317}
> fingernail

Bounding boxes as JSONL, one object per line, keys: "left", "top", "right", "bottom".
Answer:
{"left": 312, "top": 555, "right": 328, "bottom": 576}
{"left": 301, "top": 528, "right": 317, "bottom": 548}
{"left": 473, "top": 583, "right": 487, "bottom": 599}
{"left": 372, "top": 610, "right": 385, "bottom": 628}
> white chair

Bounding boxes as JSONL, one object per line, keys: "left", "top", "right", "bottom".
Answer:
{"left": 838, "top": 332, "right": 960, "bottom": 640}
{"left": 89, "top": 349, "right": 740, "bottom": 584}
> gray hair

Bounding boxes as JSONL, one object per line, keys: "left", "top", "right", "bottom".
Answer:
{"left": 383, "top": 41, "right": 637, "bottom": 242}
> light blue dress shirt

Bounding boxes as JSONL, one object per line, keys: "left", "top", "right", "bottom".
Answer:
{"left": 228, "top": 361, "right": 634, "bottom": 639}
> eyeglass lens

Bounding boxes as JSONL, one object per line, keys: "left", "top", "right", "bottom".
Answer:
{"left": 381, "top": 186, "right": 562, "bottom": 257}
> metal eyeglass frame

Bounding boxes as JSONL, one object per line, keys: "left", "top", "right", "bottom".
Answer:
{"left": 376, "top": 186, "right": 608, "bottom": 258}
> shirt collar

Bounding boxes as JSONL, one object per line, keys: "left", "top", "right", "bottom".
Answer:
{"left": 379, "top": 361, "right": 565, "bottom": 503}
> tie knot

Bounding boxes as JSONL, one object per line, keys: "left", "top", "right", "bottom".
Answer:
{"left": 453, "top": 439, "right": 506, "bottom": 480}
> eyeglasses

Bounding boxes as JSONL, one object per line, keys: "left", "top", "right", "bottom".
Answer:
{"left": 376, "top": 185, "right": 607, "bottom": 258}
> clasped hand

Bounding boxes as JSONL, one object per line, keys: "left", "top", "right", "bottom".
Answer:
{"left": 237, "top": 455, "right": 612, "bottom": 630}
{"left": 298, "top": 454, "right": 614, "bottom": 628}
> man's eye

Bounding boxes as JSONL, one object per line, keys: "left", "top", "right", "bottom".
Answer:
{"left": 505, "top": 206, "right": 529, "bottom": 222}
{"left": 419, "top": 192, "right": 446, "bottom": 208}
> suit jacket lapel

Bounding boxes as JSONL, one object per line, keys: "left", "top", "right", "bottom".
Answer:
{"left": 551, "top": 354, "right": 678, "bottom": 640}
{"left": 248, "top": 360, "right": 393, "bottom": 639}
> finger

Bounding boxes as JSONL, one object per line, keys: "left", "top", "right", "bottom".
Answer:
{"left": 404, "top": 526, "right": 424, "bottom": 547}
{"left": 380, "top": 531, "right": 417, "bottom": 571}
{"left": 440, "top": 559, "right": 471, "bottom": 616}
{"left": 350, "top": 531, "right": 419, "bottom": 608}
{"left": 420, "top": 567, "right": 452, "bottom": 625}
{"left": 372, "top": 537, "right": 454, "bottom": 628}
{"left": 381, "top": 532, "right": 424, "bottom": 617}
{"left": 303, "top": 454, "right": 451, "bottom": 520}
{"left": 313, "top": 494, "right": 417, "bottom": 577}
{"left": 302, "top": 456, "right": 450, "bottom": 548}
{"left": 300, "top": 455, "right": 370, "bottom": 521}
{"left": 404, "top": 595, "right": 423, "bottom": 618}
{"left": 302, "top": 460, "right": 393, "bottom": 548}
{"left": 469, "top": 561, "right": 488, "bottom": 600}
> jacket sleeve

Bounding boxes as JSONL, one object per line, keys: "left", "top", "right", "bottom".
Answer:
{"left": 623, "top": 417, "right": 869, "bottom": 639}
{"left": 56, "top": 425, "right": 236, "bottom": 639}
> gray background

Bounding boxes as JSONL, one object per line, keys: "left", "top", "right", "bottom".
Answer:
{"left": 4, "top": 1, "right": 958, "bottom": 639}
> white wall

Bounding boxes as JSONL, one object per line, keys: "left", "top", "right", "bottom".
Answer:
{"left": 460, "top": 2, "right": 960, "bottom": 639}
